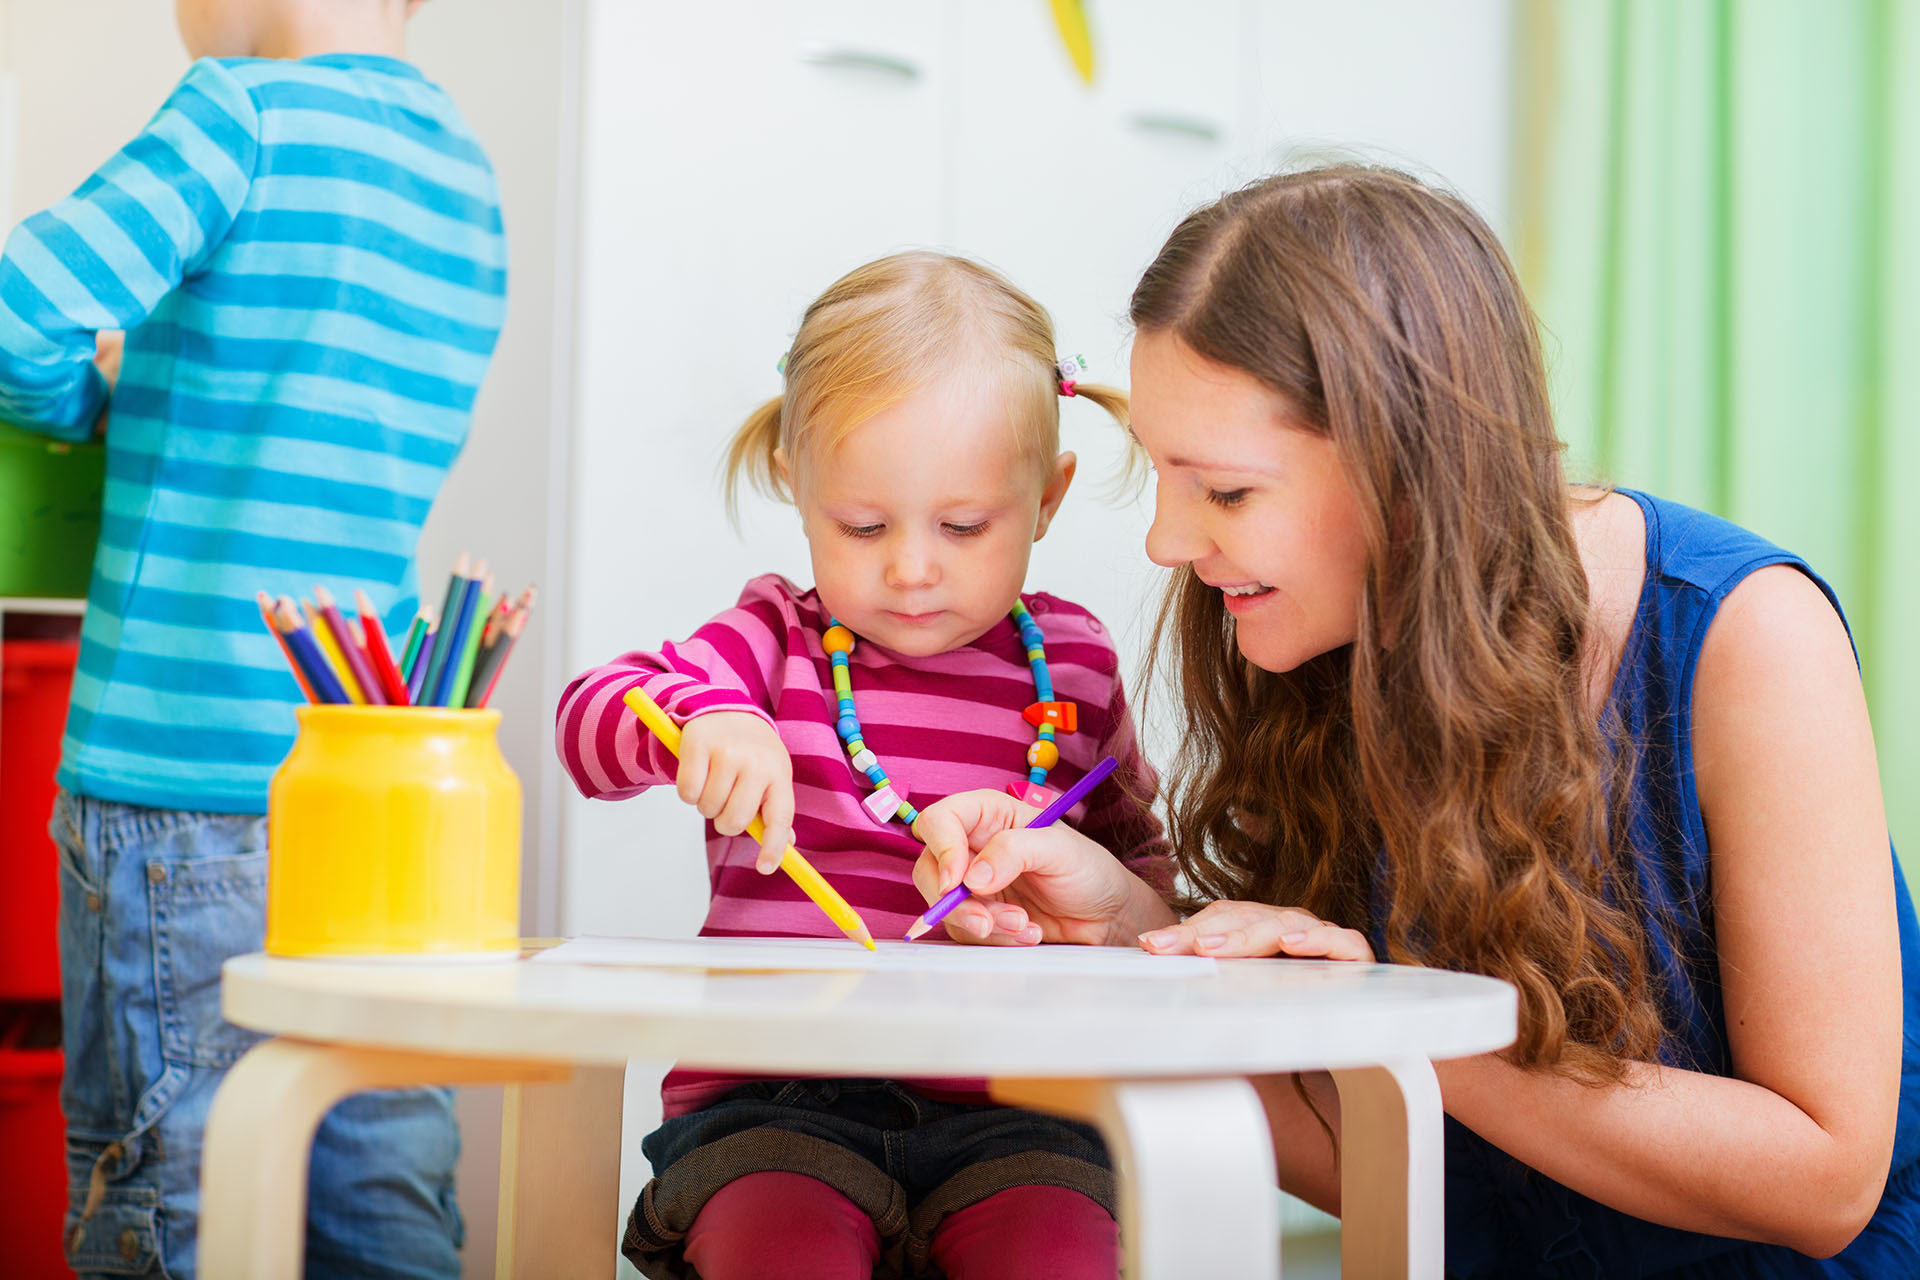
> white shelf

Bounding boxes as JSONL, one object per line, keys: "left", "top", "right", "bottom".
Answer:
{"left": 0, "top": 597, "right": 86, "bottom": 616}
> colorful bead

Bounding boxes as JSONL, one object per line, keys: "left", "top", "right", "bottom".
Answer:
{"left": 1007, "top": 780, "right": 1059, "bottom": 807}
{"left": 863, "top": 785, "right": 903, "bottom": 822}
{"left": 829, "top": 602, "right": 1056, "bottom": 828}
{"left": 1023, "top": 701, "right": 1077, "bottom": 732}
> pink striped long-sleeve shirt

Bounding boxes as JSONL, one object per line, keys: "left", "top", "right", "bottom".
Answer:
{"left": 555, "top": 574, "right": 1171, "bottom": 1114}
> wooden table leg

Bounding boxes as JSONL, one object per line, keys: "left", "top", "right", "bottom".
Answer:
{"left": 992, "top": 1076, "right": 1279, "bottom": 1280}
{"left": 497, "top": 1064, "right": 628, "bottom": 1278}
{"left": 1330, "top": 1058, "right": 1444, "bottom": 1279}
{"left": 199, "top": 1038, "right": 567, "bottom": 1280}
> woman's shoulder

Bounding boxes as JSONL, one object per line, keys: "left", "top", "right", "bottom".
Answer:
{"left": 1606, "top": 487, "right": 1812, "bottom": 594}
{"left": 1571, "top": 486, "right": 1838, "bottom": 659}
{"left": 1569, "top": 487, "right": 1649, "bottom": 659}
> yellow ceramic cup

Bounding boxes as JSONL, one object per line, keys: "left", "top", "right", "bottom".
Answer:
{"left": 266, "top": 706, "right": 520, "bottom": 959}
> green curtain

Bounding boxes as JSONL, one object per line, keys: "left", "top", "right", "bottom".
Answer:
{"left": 1513, "top": 0, "right": 1920, "bottom": 870}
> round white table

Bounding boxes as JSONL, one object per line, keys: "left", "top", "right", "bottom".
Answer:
{"left": 200, "top": 945, "right": 1514, "bottom": 1279}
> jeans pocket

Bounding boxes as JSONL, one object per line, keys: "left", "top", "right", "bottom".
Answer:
{"left": 63, "top": 1136, "right": 161, "bottom": 1277}
{"left": 149, "top": 845, "right": 269, "bottom": 1069}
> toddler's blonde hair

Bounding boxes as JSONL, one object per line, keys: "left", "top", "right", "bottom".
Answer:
{"left": 725, "top": 251, "right": 1126, "bottom": 513}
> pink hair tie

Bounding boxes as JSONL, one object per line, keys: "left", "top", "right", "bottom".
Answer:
{"left": 1054, "top": 354, "right": 1086, "bottom": 398}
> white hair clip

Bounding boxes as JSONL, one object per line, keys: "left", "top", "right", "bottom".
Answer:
{"left": 1055, "top": 354, "right": 1087, "bottom": 397}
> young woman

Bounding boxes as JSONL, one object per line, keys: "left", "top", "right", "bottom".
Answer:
{"left": 911, "top": 166, "right": 1920, "bottom": 1277}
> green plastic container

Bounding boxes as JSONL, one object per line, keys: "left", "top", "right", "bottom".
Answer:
{"left": 0, "top": 422, "right": 104, "bottom": 599}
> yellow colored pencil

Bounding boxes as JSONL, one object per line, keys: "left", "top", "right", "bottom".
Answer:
{"left": 303, "top": 600, "right": 366, "bottom": 704}
{"left": 623, "top": 687, "right": 875, "bottom": 950}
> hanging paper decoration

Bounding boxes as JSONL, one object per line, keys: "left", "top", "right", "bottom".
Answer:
{"left": 1048, "top": 0, "right": 1096, "bottom": 85}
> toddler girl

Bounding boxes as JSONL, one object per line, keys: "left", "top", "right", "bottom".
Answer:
{"left": 555, "top": 251, "right": 1167, "bottom": 1280}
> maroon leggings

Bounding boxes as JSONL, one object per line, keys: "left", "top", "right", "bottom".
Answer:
{"left": 681, "top": 1169, "right": 1120, "bottom": 1280}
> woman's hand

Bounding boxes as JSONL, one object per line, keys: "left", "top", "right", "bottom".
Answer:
{"left": 1138, "top": 900, "right": 1376, "bottom": 961}
{"left": 911, "top": 789, "right": 1177, "bottom": 947}
{"left": 675, "top": 711, "right": 794, "bottom": 872}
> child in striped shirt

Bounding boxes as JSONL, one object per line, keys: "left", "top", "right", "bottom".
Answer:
{"left": 557, "top": 252, "right": 1168, "bottom": 1280}
{"left": 0, "top": 2, "right": 504, "bottom": 1275}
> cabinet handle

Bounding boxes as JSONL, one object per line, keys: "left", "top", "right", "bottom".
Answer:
{"left": 1128, "top": 111, "right": 1225, "bottom": 144}
{"left": 798, "top": 46, "right": 924, "bottom": 82}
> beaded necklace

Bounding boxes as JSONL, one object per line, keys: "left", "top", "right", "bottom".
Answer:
{"left": 823, "top": 599, "right": 1078, "bottom": 827}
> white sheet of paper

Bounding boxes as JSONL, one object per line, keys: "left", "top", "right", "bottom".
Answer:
{"left": 534, "top": 935, "right": 1216, "bottom": 977}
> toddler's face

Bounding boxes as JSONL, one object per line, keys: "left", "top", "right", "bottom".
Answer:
{"left": 1130, "top": 330, "right": 1370, "bottom": 674}
{"left": 787, "top": 377, "right": 1073, "bottom": 659}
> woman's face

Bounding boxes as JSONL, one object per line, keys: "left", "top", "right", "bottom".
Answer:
{"left": 1129, "top": 330, "right": 1371, "bottom": 673}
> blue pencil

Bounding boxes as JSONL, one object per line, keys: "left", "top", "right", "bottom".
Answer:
{"left": 429, "top": 571, "right": 483, "bottom": 707}
{"left": 905, "top": 754, "right": 1121, "bottom": 941}
{"left": 275, "top": 599, "right": 352, "bottom": 705}
{"left": 417, "top": 554, "right": 472, "bottom": 708}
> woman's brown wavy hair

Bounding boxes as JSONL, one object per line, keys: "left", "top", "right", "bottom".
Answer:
{"left": 1134, "top": 165, "right": 1664, "bottom": 1081}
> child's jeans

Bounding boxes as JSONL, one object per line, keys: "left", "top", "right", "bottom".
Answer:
{"left": 51, "top": 789, "right": 464, "bottom": 1279}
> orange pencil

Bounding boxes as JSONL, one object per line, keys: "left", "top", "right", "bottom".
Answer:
{"left": 257, "top": 591, "right": 319, "bottom": 703}
{"left": 274, "top": 597, "right": 351, "bottom": 704}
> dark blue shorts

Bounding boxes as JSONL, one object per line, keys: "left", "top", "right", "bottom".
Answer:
{"left": 624, "top": 1078, "right": 1114, "bottom": 1280}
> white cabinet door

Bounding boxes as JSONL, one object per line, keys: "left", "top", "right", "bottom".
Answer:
{"left": 941, "top": 0, "right": 1253, "bottom": 704}
{"left": 568, "top": 0, "right": 944, "bottom": 937}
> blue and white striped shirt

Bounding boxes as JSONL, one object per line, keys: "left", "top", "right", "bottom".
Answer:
{"left": 0, "top": 54, "right": 506, "bottom": 813}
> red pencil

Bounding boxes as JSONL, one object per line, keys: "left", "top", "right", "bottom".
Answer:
{"left": 257, "top": 591, "right": 319, "bottom": 703}
{"left": 354, "top": 589, "right": 412, "bottom": 705}
{"left": 472, "top": 588, "right": 533, "bottom": 709}
{"left": 313, "top": 585, "right": 386, "bottom": 705}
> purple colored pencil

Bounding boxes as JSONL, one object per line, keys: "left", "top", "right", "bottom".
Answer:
{"left": 406, "top": 627, "right": 437, "bottom": 702}
{"left": 904, "top": 754, "right": 1121, "bottom": 942}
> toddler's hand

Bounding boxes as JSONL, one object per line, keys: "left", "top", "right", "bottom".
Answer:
{"left": 93, "top": 330, "right": 124, "bottom": 388}
{"left": 92, "top": 331, "right": 123, "bottom": 437}
{"left": 675, "top": 711, "right": 794, "bottom": 873}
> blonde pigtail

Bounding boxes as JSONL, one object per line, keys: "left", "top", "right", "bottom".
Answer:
{"left": 722, "top": 394, "right": 789, "bottom": 523}
{"left": 1063, "top": 380, "right": 1151, "bottom": 502}
{"left": 1068, "top": 380, "right": 1130, "bottom": 430}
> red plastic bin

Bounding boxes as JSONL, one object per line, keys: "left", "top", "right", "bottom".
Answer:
{"left": 0, "top": 1025, "right": 68, "bottom": 1279}
{"left": 1, "top": 639, "right": 78, "bottom": 1000}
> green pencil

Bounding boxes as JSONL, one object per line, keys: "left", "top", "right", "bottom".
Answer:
{"left": 446, "top": 590, "right": 494, "bottom": 710}
{"left": 397, "top": 613, "right": 429, "bottom": 680}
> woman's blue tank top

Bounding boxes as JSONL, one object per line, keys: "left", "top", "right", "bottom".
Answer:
{"left": 1442, "top": 490, "right": 1920, "bottom": 1278}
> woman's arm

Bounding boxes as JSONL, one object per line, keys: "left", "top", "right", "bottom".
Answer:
{"left": 1440, "top": 565, "right": 1900, "bottom": 1256}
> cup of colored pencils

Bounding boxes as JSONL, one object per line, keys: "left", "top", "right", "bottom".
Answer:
{"left": 257, "top": 553, "right": 533, "bottom": 708}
